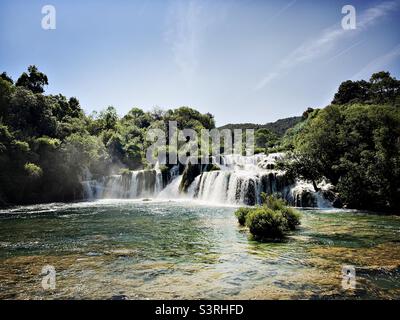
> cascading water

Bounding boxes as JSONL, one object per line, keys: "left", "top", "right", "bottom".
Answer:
{"left": 82, "top": 153, "right": 334, "bottom": 208}
{"left": 185, "top": 154, "right": 294, "bottom": 206}
{"left": 83, "top": 169, "right": 163, "bottom": 200}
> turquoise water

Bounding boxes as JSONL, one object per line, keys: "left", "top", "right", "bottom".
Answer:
{"left": 0, "top": 200, "right": 399, "bottom": 299}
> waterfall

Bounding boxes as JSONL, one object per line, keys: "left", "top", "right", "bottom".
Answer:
{"left": 82, "top": 169, "right": 163, "bottom": 200}
{"left": 81, "top": 153, "right": 334, "bottom": 208}
{"left": 191, "top": 170, "right": 292, "bottom": 206}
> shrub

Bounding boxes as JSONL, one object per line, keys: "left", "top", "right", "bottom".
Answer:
{"left": 262, "top": 194, "right": 301, "bottom": 230}
{"left": 234, "top": 207, "right": 252, "bottom": 226}
{"left": 34, "top": 136, "right": 61, "bottom": 150}
{"left": 12, "top": 140, "right": 30, "bottom": 153}
{"left": 24, "top": 163, "right": 43, "bottom": 179}
{"left": 245, "top": 207, "right": 286, "bottom": 240}
{"left": 261, "top": 193, "right": 286, "bottom": 210}
{"left": 280, "top": 207, "right": 301, "bottom": 230}
{"left": 235, "top": 195, "right": 301, "bottom": 241}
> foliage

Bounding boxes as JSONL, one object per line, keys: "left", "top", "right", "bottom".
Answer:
{"left": 281, "top": 101, "right": 400, "bottom": 210}
{"left": 234, "top": 207, "right": 253, "bottom": 226}
{"left": 16, "top": 65, "right": 48, "bottom": 94}
{"left": 255, "top": 128, "right": 278, "bottom": 150}
{"left": 219, "top": 117, "right": 302, "bottom": 137}
{"left": 1, "top": 72, "right": 13, "bottom": 84}
{"left": 245, "top": 207, "right": 287, "bottom": 240}
{"left": 0, "top": 65, "right": 216, "bottom": 206}
{"left": 1, "top": 65, "right": 398, "bottom": 212}
{"left": 261, "top": 194, "right": 301, "bottom": 230}
{"left": 234, "top": 195, "right": 301, "bottom": 241}
{"left": 332, "top": 71, "right": 400, "bottom": 105}
{"left": 24, "top": 163, "right": 43, "bottom": 178}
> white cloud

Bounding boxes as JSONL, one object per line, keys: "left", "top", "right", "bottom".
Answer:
{"left": 267, "top": 0, "right": 297, "bottom": 24}
{"left": 255, "top": 1, "right": 400, "bottom": 90}
{"left": 164, "top": 0, "right": 208, "bottom": 81}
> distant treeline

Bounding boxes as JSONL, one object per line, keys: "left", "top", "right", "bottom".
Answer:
{"left": 218, "top": 116, "right": 302, "bottom": 137}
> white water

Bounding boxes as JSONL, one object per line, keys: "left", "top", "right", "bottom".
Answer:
{"left": 83, "top": 169, "right": 163, "bottom": 200}
{"left": 82, "top": 153, "right": 333, "bottom": 208}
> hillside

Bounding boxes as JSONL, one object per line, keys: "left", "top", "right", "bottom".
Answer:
{"left": 218, "top": 116, "right": 303, "bottom": 137}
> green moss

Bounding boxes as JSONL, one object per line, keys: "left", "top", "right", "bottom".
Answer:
{"left": 159, "top": 165, "right": 170, "bottom": 175}
{"left": 207, "top": 164, "right": 220, "bottom": 171}
{"left": 12, "top": 140, "right": 30, "bottom": 152}
{"left": 119, "top": 168, "right": 131, "bottom": 176}
{"left": 179, "top": 163, "right": 201, "bottom": 193}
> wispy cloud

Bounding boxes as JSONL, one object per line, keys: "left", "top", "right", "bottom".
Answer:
{"left": 351, "top": 43, "right": 400, "bottom": 80}
{"left": 267, "top": 0, "right": 297, "bottom": 24}
{"left": 164, "top": 0, "right": 208, "bottom": 81}
{"left": 255, "top": 1, "right": 400, "bottom": 90}
{"left": 325, "top": 39, "right": 366, "bottom": 63}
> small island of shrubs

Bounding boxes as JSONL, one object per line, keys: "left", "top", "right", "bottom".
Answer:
{"left": 235, "top": 194, "right": 301, "bottom": 241}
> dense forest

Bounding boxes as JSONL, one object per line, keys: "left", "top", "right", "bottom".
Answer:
{"left": 0, "top": 66, "right": 216, "bottom": 205}
{"left": 279, "top": 71, "right": 400, "bottom": 211}
{"left": 1, "top": 66, "right": 400, "bottom": 211}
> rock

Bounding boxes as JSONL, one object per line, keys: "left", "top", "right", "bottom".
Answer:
{"left": 322, "top": 190, "right": 343, "bottom": 208}
{"left": 293, "top": 190, "right": 317, "bottom": 207}
{"left": 244, "top": 179, "right": 256, "bottom": 205}
{"left": 179, "top": 162, "right": 201, "bottom": 193}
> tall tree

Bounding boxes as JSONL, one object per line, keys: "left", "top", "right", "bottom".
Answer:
{"left": 16, "top": 65, "right": 49, "bottom": 94}
{"left": 0, "top": 72, "right": 13, "bottom": 84}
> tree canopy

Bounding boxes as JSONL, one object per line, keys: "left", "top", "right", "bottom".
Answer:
{"left": 0, "top": 65, "right": 215, "bottom": 206}
{"left": 15, "top": 65, "right": 49, "bottom": 94}
{"left": 332, "top": 71, "right": 400, "bottom": 106}
{"left": 281, "top": 71, "right": 400, "bottom": 210}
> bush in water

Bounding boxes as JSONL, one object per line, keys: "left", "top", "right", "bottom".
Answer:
{"left": 262, "top": 194, "right": 301, "bottom": 230}
{"left": 234, "top": 195, "right": 301, "bottom": 241}
{"left": 280, "top": 207, "right": 301, "bottom": 230}
{"left": 245, "top": 207, "right": 286, "bottom": 240}
{"left": 234, "top": 207, "right": 253, "bottom": 226}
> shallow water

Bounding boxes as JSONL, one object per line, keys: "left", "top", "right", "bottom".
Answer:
{"left": 0, "top": 200, "right": 399, "bottom": 299}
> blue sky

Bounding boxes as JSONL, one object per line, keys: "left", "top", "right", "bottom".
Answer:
{"left": 1, "top": 0, "right": 399, "bottom": 126}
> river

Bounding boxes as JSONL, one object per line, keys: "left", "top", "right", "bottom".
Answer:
{"left": 0, "top": 200, "right": 399, "bottom": 299}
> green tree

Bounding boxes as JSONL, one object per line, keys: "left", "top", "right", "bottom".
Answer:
{"left": 0, "top": 72, "right": 13, "bottom": 84}
{"left": 8, "top": 88, "right": 57, "bottom": 138}
{"left": 284, "top": 103, "right": 400, "bottom": 210}
{"left": 16, "top": 65, "right": 49, "bottom": 94}
{"left": 332, "top": 80, "right": 370, "bottom": 105}
{"left": 369, "top": 71, "right": 399, "bottom": 104}
{"left": 255, "top": 128, "right": 278, "bottom": 149}
{"left": 332, "top": 71, "right": 400, "bottom": 105}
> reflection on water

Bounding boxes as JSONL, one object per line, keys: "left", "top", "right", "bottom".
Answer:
{"left": 0, "top": 200, "right": 399, "bottom": 299}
